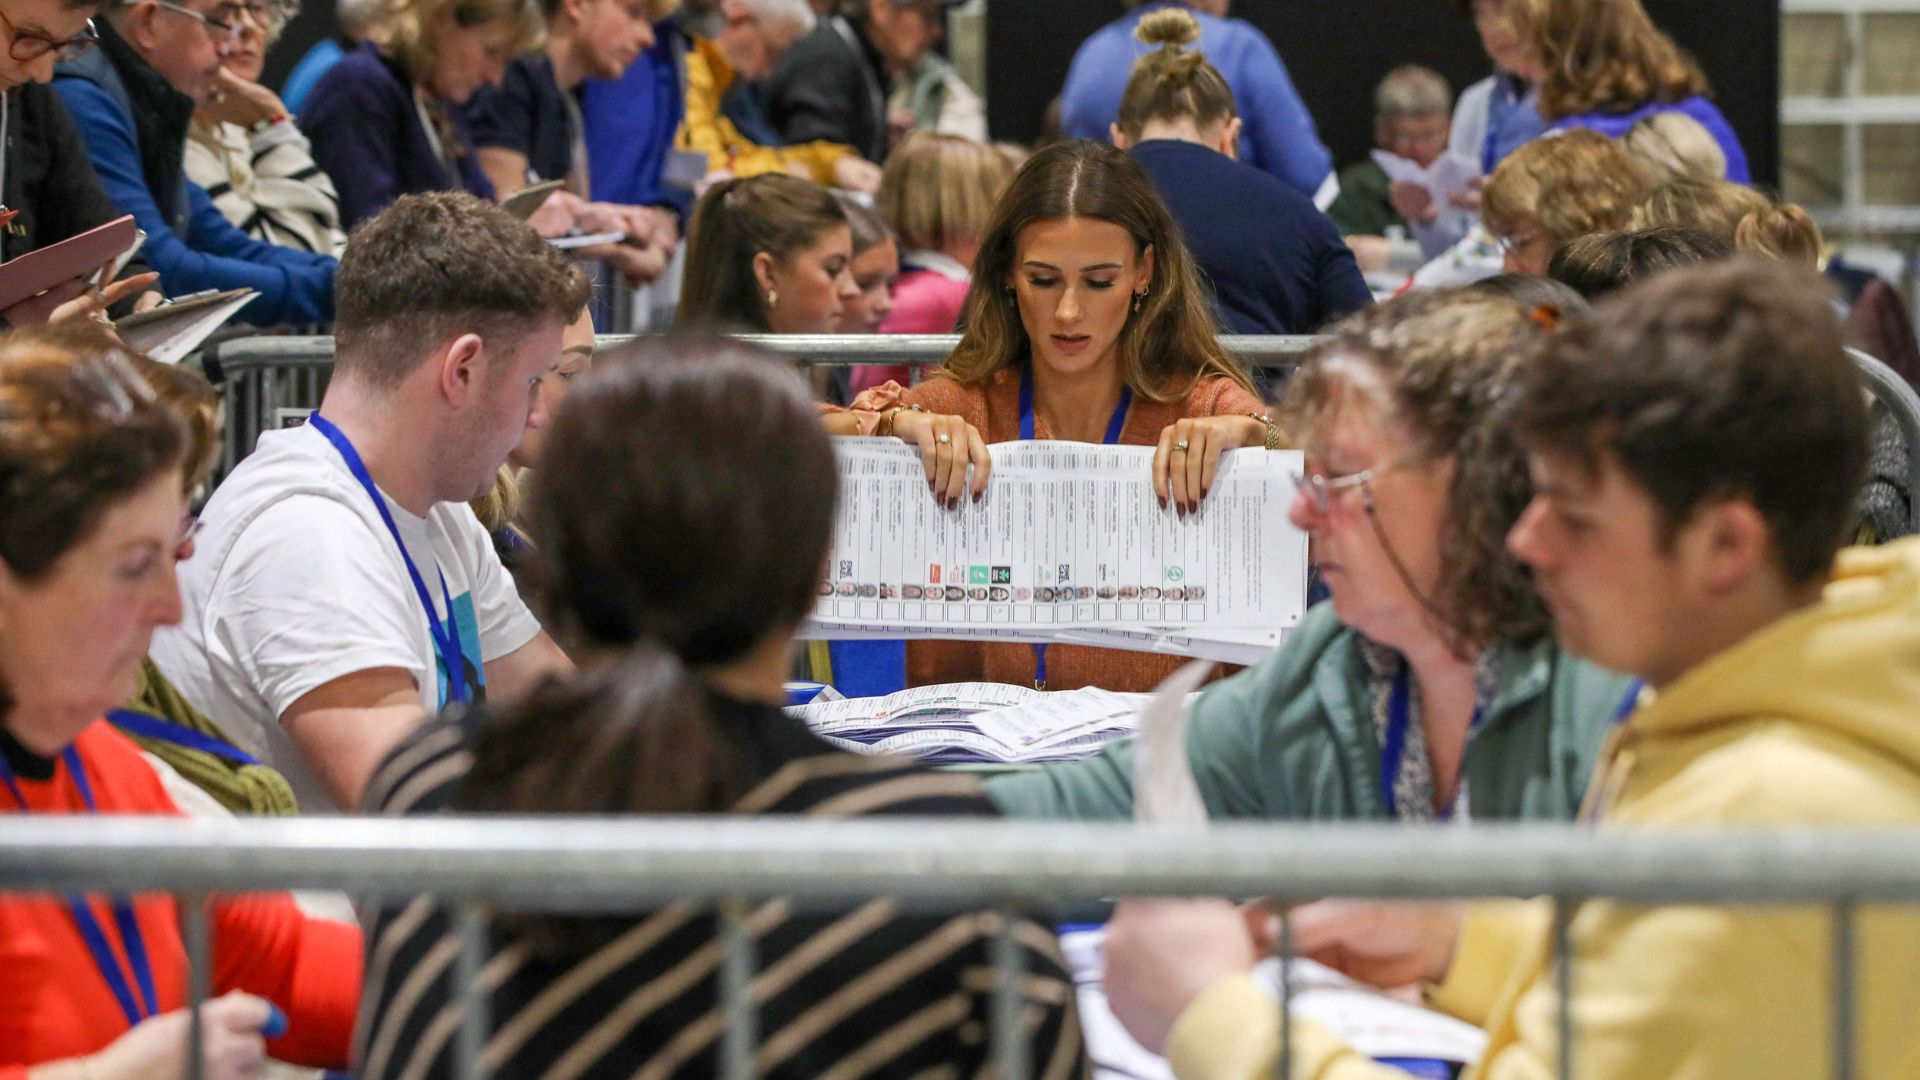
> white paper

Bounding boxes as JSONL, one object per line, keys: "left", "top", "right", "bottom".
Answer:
{"left": 814, "top": 440, "right": 1307, "bottom": 642}
{"left": 788, "top": 681, "right": 1142, "bottom": 765}
{"left": 1372, "top": 149, "right": 1482, "bottom": 242}
{"left": 113, "top": 288, "right": 257, "bottom": 364}
{"left": 1133, "top": 659, "right": 1214, "bottom": 826}
{"left": 547, "top": 231, "right": 626, "bottom": 249}
{"left": 969, "top": 686, "right": 1141, "bottom": 753}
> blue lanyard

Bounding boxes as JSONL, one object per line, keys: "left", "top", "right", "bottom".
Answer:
{"left": 107, "top": 709, "right": 260, "bottom": 766}
{"left": 0, "top": 746, "right": 160, "bottom": 1028}
{"left": 1380, "top": 669, "right": 1482, "bottom": 820}
{"left": 306, "top": 412, "right": 469, "bottom": 705}
{"left": 1020, "top": 367, "right": 1132, "bottom": 689}
{"left": 1612, "top": 680, "right": 1645, "bottom": 726}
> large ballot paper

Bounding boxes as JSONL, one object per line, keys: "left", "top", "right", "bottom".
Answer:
{"left": 807, "top": 439, "right": 1308, "bottom": 663}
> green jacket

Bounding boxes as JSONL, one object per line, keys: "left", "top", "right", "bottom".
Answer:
{"left": 984, "top": 603, "right": 1633, "bottom": 822}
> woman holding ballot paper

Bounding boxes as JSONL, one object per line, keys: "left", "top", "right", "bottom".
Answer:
{"left": 838, "top": 138, "right": 1277, "bottom": 693}
{"left": 987, "top": 288, "right": 1631, "bottom": 826}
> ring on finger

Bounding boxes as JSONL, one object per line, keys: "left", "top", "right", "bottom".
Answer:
{"left": 936, "top": 432, "right": 952, "bottom": 444}
{"left": 1172, "top": 440, "right": 1190, "bottom": 452}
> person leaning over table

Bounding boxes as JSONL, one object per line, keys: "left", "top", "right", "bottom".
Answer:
{"left": 984, "top": 287, "right": 1632, "bottom": 825}
{"left": 826, "top": 138, "right": 1279, "bottom": 694}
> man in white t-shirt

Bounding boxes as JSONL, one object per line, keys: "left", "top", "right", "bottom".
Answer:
{"left": 152, "top": 192, "right": 590, "bottom": 813}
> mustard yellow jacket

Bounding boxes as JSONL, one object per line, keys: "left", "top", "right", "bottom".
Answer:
{"left": 1167, "top": 537, "right": 1920, "bottom": 1080}
{"left": 675, "top": 35, "right": 852, "bottom": 185}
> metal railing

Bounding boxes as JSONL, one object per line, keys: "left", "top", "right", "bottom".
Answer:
{"left": 3, "top": 816, "right": 1914, "bottom": 1080}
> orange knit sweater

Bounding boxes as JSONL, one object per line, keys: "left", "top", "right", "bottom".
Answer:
{"left": 859, "top": 368, "right": 1269, "bottom": 692}
{"left": 0, "top": 722, "right": 360, "bottom": 1077}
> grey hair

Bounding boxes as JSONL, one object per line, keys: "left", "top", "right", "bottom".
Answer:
{"left": 1375, "top": 64, "right": 1452, "bottom": 119}
{"left": 694, "top": 0, "right": 812, "bottom": 34}
{"left": 335, "top": 0, "right": 383, "bottom": 34}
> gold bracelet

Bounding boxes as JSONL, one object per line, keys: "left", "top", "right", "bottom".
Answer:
{"left": 1248, "top": 411, "right": 1281, "bottom": 450}
{"left": 878, "top": 402, "right": 926, "bottom": 439}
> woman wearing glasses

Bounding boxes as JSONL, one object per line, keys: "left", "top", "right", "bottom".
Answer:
{"left": 988, "top": 288, "right": 1633, "bottom": 826}
{"left": 298, "top": 0, "right": 540, "bottom": 228}
{"left": 840, "top": 139, "right": 1276, "bottom": 694}
{"left": 185, "top": 0, "right": 348, "bottom": 257}
{"left": 0, "top": 326, "right": 360, "bottom": 1080}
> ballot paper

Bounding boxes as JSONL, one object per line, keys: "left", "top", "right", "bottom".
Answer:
{"left": 113, "top": 288, "right": 257, "bottom": 364}
{"left": 788, "top": 682, "right": 1145, "bottom": 765}
{"left": 1061, "top": 928, "right": 1487, "bottom": 1080}
{"left": 1132, "top": 660, "right": 1214, "bottom": 826}
{"left": 807, "top": 439, "right": 1307, "bottom": 662}
{"left": 1373, "top": 149, "right": 1482, "bottom": 243}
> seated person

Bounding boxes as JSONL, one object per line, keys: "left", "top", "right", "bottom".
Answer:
{"left": 299, "top": 0, "right": 541, "bottom": 228}
{"left": 676, "top": 173, "right": 859, "bottom": 334}
{"left": 578, "top": 0, "right": 691, "bottom": 214}
{"left": 1632, "top": 177, "right": 1821, "bottom": 267}
{"left": 1546, "top": 224, "right": 1730, "bottom": 300}
{"left": 1328, "top": 65, "right": 1455, "bottom": 256}
{"left": 1110, "top": 10, "right": 1368, "bottom": 337}
{"left": 836, "top": 194, "right": 899, "bottom": 334}
{"left": 1480, "top": 128, "right": 1649, "bottom": 275}
{"left": 1102, "top": 257, "right": 1920, "bottom": 1080}
{"left": 676, "top": 0, "right": 881, "bottom": 193}
{"left": 463, "top": 0, "right": 678, "bottom": 285}
{"left": 186, "top": 0, "right": 349, "bottom": 256}
{"left": 0, "top": 324, "right": 359, "bottom": 1079}
{"left": 837, "top": 140, "right": 1281, "bottom": 693}
{"left": 1058, "top": 0, "right": 1332, "bottom": 201}
{"left": 53, "top": 0, "right": 336, "bottom": 326}
{"left": 1620, "top": 109, "right": 1726, "bottom": 186}
{"left": 764, "top": 0, "right": 954, "bottom": 165}
{"left": 150, "top": 193, "right": 582, "bottom": 814}
{"left": 471, "top": 302, "right": 597, "bottom": 570}
{"left": 280, "top": 0, "right": 383, "bottom": 113}
{"left": 354, "top": 334, "right": 1084, "bottom": 1080}
{"left": 985, "top": 285, "right": 1629, "bottom": 823}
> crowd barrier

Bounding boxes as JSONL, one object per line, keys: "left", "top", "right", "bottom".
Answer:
{"left": 195, "top": 336, "right": 1920, "bottom": 537}
{"left": 2, "top": 816, "right": 1913, "bottom": 1080}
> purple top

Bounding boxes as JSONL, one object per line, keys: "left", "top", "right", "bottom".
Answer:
{"left": 1552, "top": 95, "right": 1751, "bottom": 185}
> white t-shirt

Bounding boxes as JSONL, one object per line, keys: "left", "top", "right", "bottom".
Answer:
{"left": 150, "top": 424, "right": 542, "bottom": 813}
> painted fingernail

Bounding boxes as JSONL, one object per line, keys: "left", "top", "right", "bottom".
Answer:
{"left": 263, "top": 1002, "right": 288, "bottom": 1038}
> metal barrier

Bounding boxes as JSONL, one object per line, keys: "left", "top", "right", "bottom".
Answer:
{"left": 2, "top": 816, "right": 1913, "bottom": 1080}
{"left": 1849, "top": 348, "right": 1920, "bottom": 535}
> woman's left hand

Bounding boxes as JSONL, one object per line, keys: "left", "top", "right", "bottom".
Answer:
{"left": 1153, "top": 415, "right": 1268, "bottom": 515}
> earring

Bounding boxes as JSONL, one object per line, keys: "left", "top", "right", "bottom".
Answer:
{"left": 1132, "top": 290, "right": 1148, "bottom": 314}
{"left": 1005, "top": 286, "right": 1017, "bottom": 303}
{"left": 767, "top": 290, "right": 778, "bottom": 308}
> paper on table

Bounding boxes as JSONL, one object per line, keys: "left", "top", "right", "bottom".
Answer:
{"left": 969, "top": 686, "right": 1140, "bottom": 752}
{"left": 113, "top": 288, "right": 257, "bottom": 364}
{"left": 1133, "top": 659, "right": 1214, "bottom": 826}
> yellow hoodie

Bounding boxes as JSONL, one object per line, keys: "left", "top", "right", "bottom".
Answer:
{"left": 1166, "top": 538, "right": 1920, "bottom": 1080}
{"left": 675, "top": 36, "right": 853, "bottom": 186}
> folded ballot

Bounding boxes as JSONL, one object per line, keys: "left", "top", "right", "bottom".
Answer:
{"left": 114, "top": 288, "right": 256, "bottom": 364}
{"left": 788, "top": 682, "right": 1153, "bottom": 765}
{"left": 806, "top": 439, "right": 1308, "bottom": 664}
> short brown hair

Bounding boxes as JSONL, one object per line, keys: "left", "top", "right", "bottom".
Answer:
{"left": 1286, "top": 289, "right": 1552, "bottom": 651}
{"left": 0, "top": 327, "right": 187, "bottom": 584}
{"left": 1481, "top": 129, "right": 1649, "bottom": 246}
{"left": 1515, "top": 0, "right": 1711, "bottom": 121}
{"left": 334, "top": 191, "right": 590, "bottom": 388}
{"left": 1547, "top": 225, "right": 1731, "bottom": 300}
{"left": 1114, "top": 8, "right": 1236, "bottom": 140}
{"left": 875, "top": 133, "right": 1013, "bottom": 256}
{"left": 677, "top": 174, "right": 847, "bottom": 333}
{"left": 1509, "top": 259, "right": 1868, "bottom": 585}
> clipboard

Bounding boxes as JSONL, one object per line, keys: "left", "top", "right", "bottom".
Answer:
{"left": 0, "top": 215, "right": 138, "bottom": 311}
{"left": 500, "top": 179, "right": 566, "bottom": 221}
{"left": 113, "top": 288, "right": 257, "bottom": 364}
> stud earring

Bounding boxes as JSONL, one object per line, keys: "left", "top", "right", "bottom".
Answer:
{"left": 767, "top": 290, "right": 779, "bottom": 308}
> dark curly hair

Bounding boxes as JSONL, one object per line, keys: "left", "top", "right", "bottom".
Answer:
{"left": 1284, "top": 289, "right": 1552, "bottom": 653}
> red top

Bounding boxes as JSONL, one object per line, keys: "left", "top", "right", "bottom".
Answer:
{"left": 0, "top": 722, "right": 361, "bottom": 1077}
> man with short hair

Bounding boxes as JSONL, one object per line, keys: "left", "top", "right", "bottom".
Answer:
{"left": 54, "top": 0, "right": 336, "bottom": 326}
{"left": 1328, "top": 65, "right": 1453, "bottom": 246}
{"left": 151, "top": 192, "right": 586, "bottom": 814}
{"left": 464, "top": 0, "right": 677, "bottom": 286}
{"left": 763, "top": 0, "right": 959, "bottom": 166}
{"left": 1100, "top": 259, "right": 1920, "bottom": 1078}
{"left": 1059, "top": 0, "right": 1332, "bottom": 205}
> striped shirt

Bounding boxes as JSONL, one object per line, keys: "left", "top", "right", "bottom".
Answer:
{"left": 353, "top": 695, "right": 1087, "bottom": 1080}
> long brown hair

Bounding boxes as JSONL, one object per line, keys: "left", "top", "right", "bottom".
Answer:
{"left": 1285, "top": 290, "right": 1552, "bottom": 653}
{"left": 677, "top": 174, "right": 849, "bottom": 333}
{"left": 943, "top": 140, "right": 1252, "bottom": 403}
{"left": 1516, "top": 0, "right": 1711, "bottom": 121}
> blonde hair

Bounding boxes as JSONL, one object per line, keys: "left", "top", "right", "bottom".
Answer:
{"left": 1481, "top": 129, "right": 1649, "bottom": 245}
{"left": 876, "top": 133, "right": 1015, "bottom": 257}
{"left": 1634, "top": 179, "right": 1821, "bottom": 268}
{"left": 383, "top": 0, "right": 542, "bottom": 83}
{"left": 1515, "top": 0, "right": 1711, "bottom": 121}
{"left": 1622, "top": 111, "right": 1725, "bottom": 185}
{"left": 1114, "top": 8, "right": 1237, "bottom": 140}
{"left": 470, "top": 463, "right": 524, "bottom": 534}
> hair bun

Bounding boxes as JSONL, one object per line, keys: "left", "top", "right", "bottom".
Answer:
{"left": 1134, "top": 7, "right": 1201, "bottom": 48}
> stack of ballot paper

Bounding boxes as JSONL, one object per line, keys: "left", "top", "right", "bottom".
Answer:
{"left": 805, "top": 440, "right": 1309, "bottom": 665}
{"left": 787, "top": 682, "right": 1161, "bottom": 765}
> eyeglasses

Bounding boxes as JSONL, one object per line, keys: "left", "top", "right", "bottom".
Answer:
{"left": 153, "top": 0, "right": 243, "bottom": 50}
{"left": 0, "top": 11, "right": 98, "bottom": 63}
{"left": 1290, "top": 460, "right": 1421, "bottom": 516}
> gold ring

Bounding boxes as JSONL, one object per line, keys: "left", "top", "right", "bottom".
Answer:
{"left": 1172, "top": 441, "right": 1190, "bottom": 452}
{"left": 936, "top": 433, "right": 952, "bottom": 445}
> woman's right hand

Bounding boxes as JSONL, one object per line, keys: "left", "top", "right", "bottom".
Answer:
{"left": 892, "top": 408, "right": 992, "bottom": 508}
{"left": 87, "top": 992, "right": 279, "bottom": 1080}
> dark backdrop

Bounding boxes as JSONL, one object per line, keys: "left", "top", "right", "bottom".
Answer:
{"left": 984, "top": 0, "right": 1780, "bottom": 188}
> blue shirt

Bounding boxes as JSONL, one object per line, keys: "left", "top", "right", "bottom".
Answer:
{"left": 1554, "top": 95, "right": 1750, "bottom": 184}
{"left": 299, "top": 44, "right": 496, "bottom": 229}
{"left": 463, "top": 54, "right": 574, "bottom": 185}
{"left": 1480, "top": 73, "right": 1546, "bottom": 172}
{"left": 1059, "top": 1, "right": 1332, "bottom": 201}
{"left": 1128, "top": 139, "right": 1370, "bottom": 336}
{"left": 280, "top": 38, "right": 345, "bottom": 115}
{"left": 580, "top": 20, "right": 689, "bottom": 214}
